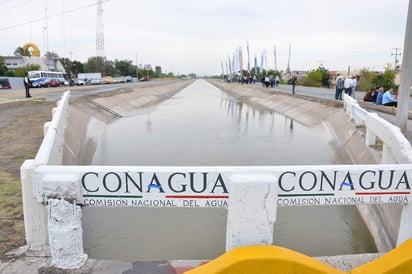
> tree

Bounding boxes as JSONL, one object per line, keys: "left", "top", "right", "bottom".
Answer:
{"left": 0, "top": 56, "right": 8, "bottom": 76}
{"left": 45, "top": 51, "right": 60, "bottom": 59}
{"left": 302, "top": 68, "right": 323, "bottom": 87}
{"left": 60, "top": 57, "right": 71, "bottom": 76}
{"left": 115, "top": 59, "right": 136, "bottom": 77}
{"left": 85, "top": 56, "right": 105, "bottom": 75}
{"left": 358, "top": 68, "right": 375, "bottom": 92}
{"left": 104, "top": 59, "right": 116, "bottom": 76}
{"left": 302, "top": 66, "right": 330, "bottom": 88}
{"left": 71, "top": 61, "right": 84, "bottom": 76}
{"left": 13, "top": 64, "right": 40, "bottom": 77}
{"left": 138, "top": 65, "right": 154, "bottom": 79}
{"left": 371, "top": 67, "right": 396, "bottom": 90}
{"left": 14, "top": 47, "right": 24, "bottom": 56}
{"left": 319, "top": 66, "right": 330, "bottom": 88}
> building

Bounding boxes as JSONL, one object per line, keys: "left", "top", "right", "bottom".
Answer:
{"left": 3, "top": 56, "right": 65, "bottom": 72}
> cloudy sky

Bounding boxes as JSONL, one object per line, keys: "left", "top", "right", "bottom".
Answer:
{"left": 0, "top": 0, "right": 409, "bottom": 75}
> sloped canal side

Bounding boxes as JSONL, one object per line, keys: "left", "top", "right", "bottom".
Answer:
{"left": 82, "top": 79, "right": 376, "bottom": 261}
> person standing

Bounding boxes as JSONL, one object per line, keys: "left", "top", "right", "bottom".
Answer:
{"left": 264, "top": 75, "right": 270, "bottom": 88}
{"left": 344, "top": 76, "right": 353, "bottom": 97}
{"left": 351, "top": 75, "right": 357, "bottom": 98}
{"left": 275, "top": 75, "right": 280, "bottom": 87}
{"left": 335, "top": 74, "right": 344, "bottom": 100}
{"left": 23, "top": 72, "right": 32, "bottom": 98}
{"left": 291, "top": 75, "right": 297, "bottom": 94}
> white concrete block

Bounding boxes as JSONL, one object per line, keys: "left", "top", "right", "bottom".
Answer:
{"left": 48, "top": 199, "right": 87, "bottom": 269}
{"left": 39, "top": 174, "right": 83, "bottom": 203}
{"left": 20, "top": 160, "right": 49, "bottom": 251}
{"left": 226, "top": 173, "right": 277, "bottom": 251}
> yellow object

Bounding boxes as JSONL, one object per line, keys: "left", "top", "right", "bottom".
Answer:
{"left": 185, "top": 238, "right": 412, "bottom": 274}
{"left": 349, "top": 238, "right": 412, "bottom": 274}
{"left": 103, "top": 76, "right": 113, "bottom": 84}
{"left": 22, "top": 42, "right": 40, "bottom": 57}
{"left": 184, "top": 245, "right": 345, "bottom": 274}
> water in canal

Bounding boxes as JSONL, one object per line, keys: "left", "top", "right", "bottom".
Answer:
{"left": 84, "top": 79, "right": 376, "bottom": 260}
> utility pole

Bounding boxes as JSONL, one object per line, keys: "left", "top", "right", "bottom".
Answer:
{"left": 396, "top": 1, "right": 412, "bottom": 133}
{"left": 246, "top": 41, "right": 250, "bottom": 73}
{"left": 392, "top": 47, "right": 402, "bottom": 68}
{"left": 43, "top": 5, "right": 49, "bottom": 53}
{"left": 286, "top": 43, "right": 291, "bottom": 75}
{"left": 62, "top": 0, "right": 66, "bottom": 58}
{"left": 96, "top": 0, "right": 105, "bottom": 58}
{"left": 274, "top": 45, "right": 278, "bottom": 72}
{"left": 136, "top": 54, "right": 139, "bottom": 78}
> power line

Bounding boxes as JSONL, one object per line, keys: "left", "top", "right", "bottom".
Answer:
{"left": 0, "top": 0, "right": 13, "bottom": 5}
{"left": 0, "top": 0, "right": 111, "bottom": 31}
{"left": 0, "top": 0, "right": 31, "bottom": 12}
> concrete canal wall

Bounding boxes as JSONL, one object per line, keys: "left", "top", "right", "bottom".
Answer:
{"left": 63, "top": 79, "right": 403, "bottom": 251}
{"left": 21, "top": 79, "right": 411, "bottom": 269}
{"left": 208, "top": 80, "right": 379, "bottom": 165}
{"left": 208, "top": 79, "right": 405, "bottom": 252}
{"left": 62, "top": 80, "right": 194, "bottom": 165}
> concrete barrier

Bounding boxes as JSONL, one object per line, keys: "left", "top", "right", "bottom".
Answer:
{"left": 20, "top": 91, "right": 70, "bottom": 255}
{"left": 20, "top": 80, "right": 194, "bottom": 268}
{"left": 20, "top": 80, "right": 412, "bottom": 269}
{"left": 207, "top": 80, "right": 410, "bottom": 251}
{"left": 342, "top": 94, "right": 412, "bottom": 246}
{"left": 343, "top": 94, "right": 412, "bottom": 164}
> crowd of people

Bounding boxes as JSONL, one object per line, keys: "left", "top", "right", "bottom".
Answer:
{"left": 334, "top": 74, "right": 357, "bottom": 100}
{"left": 227, "top": 73, "right": 398, "bottom": 107}
{"left": 363, "top": 86, "right": 398, "bottom": 107}
{"left": 335, "top": 73, "right": 397, "bottom": 107}
{"left": 226, "top": 74, "right": 283, "bottom": 88}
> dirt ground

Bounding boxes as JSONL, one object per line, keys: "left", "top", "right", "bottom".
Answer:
{"left": 0, "top": 99, "right": 56, "bottom": 259}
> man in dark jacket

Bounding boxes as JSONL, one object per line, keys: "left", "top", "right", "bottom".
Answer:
{"left": 23, "top": 72, "right": 32, "bottom": 98}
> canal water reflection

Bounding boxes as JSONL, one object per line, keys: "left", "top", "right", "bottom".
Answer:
{"left": 85, "top": 80, "right": 376, "bottom": 260}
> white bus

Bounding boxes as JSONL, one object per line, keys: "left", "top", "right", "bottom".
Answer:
{"left": 28, "top": 70, "right": 67, "bottom": 87}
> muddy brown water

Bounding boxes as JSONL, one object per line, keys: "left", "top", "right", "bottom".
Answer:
{"left": 84, "top": 79, "right": 376, "bottom": 261}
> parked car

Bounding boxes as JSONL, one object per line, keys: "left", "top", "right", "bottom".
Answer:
{"left": 73, "top": 78, "right": 85, "bottom": 86}
{"left": 103, "top": 76, "right": 113, "bottom": 84}
{"left": 41, "top": 78, "right": 61, "bottom": 87}
{"left": 139, "top": 77, "right": 150, "bottom": 82}
{"left": 0, "top": 78, "right": 12, "bottom": 89}
{"left": 90, "top": 78, "right": 103, "bottom": 85}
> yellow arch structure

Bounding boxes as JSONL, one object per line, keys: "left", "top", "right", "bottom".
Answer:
{"left": 184, "top": 245, "right": 345, "bottom": 274}
{"left": 184, "top": 238, "right": 412, "bottom": 274}
{"left": 22, "top": 42, "right": 40, "bottom": 57}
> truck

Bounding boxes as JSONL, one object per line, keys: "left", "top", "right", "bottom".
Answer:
{"left": 77, "top": 73, "right": 102, "bottom": 84}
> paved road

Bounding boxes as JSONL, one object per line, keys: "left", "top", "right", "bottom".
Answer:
{"left": 2, "top": 80, "right": 410, "bottom": 109}
{"left": 275, "top": 83, "right": 412, "bottom": 110}
{"left": 265, "top": 83, "right": 412, "bottom": 142}
{"left": 0, "top": 79, "right": 181, "bottom": 102}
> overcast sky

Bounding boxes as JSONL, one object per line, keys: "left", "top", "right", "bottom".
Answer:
{"left": 0, "top": 0, "right": 409, "bottom": 76}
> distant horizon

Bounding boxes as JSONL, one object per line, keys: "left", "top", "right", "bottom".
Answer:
{"left": 3, "top": 53, "right": 396, "bottom": 77}
{"left": 0, "top": 0, "right": 408, "bottom": 76}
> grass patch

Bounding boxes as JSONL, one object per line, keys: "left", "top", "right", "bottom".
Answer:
{"left": 0, "top": 171, "right": 25, "bottom": 256}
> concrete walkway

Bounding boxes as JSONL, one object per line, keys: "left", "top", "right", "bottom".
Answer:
{"left": 0, "top": 255, "right": 203, "bottom": 274}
